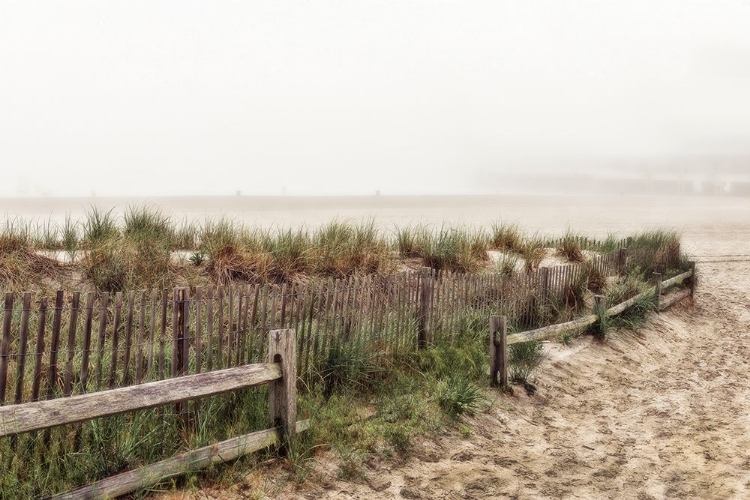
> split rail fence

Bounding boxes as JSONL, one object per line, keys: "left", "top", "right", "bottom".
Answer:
{"left": 0, "top": 245, "right": 684, "bottom": 406}
{"left": 0, "top": 328, "right": 307, "bottom": 499}
{"left": 489, "top": 263, "right": 696, "bottom": 388}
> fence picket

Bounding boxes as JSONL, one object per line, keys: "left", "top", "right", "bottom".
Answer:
{"left": 13, "top": 292, "right": 32, "bottom": 404}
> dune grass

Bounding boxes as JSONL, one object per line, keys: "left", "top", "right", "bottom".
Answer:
{"left": 0, "top": 210, "right": 694, "bottom": 497}
{"left": 0, "top": 205, "right": 689, "bottom": 293}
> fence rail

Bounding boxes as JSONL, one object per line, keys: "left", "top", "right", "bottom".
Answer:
{"left": 490, "top": 265, "right": 696, "bottom": 386}
{"left": 0, "top": 329, "right": 303, "bottom": 499}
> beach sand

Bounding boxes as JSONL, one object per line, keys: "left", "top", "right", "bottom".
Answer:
{"left": 133, "top": 193, "right": 750, "bottom": 499}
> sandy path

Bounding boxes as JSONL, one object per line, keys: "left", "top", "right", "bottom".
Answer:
{"left": 267, "top": 256, "right": 750, "bottom": 499}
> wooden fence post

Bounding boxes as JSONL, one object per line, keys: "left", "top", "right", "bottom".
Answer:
{"left": 689, "top": 261, "right": 696, "bottom": 304}
{"left": 652, "top": 272, "right": 662, "bottom": 311}
{"left": 489, "top": 316, "right": 508, "bottom": 389}
{"left": 175, "top": 288, "right": 190, "bottom": 417}
{"left": 268, "top": 328, "right": 297, "bottom": 450}
{"left": 593, "top": 294, "right": 604, "bottom": 317}
{"left": 0, "top": 293, "right": 14, "bottom": 405}
{"left": 176, "top": 288, "right": 189, "bottom": 377}
{"left": 539, "top": 267, "right": 550, "bottom": 304}
{"left": 418, "top": 267, "right": 433, "bottom": 349}
{"left": 618, "top": 248, "right": 628, "bottom": 275}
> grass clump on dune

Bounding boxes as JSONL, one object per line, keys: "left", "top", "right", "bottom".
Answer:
{"left": 82, "top": 206, "right": 174, "bottom": 292}
{"left": 310, "top": 220, "right": 392, "bottom": 278}
{"left": 557, "top": 230, "right": 586, "bottom": 263}
{"left": 0, "top": 230, "right": 63, "bottom": 291}
{"left": 489, "top": 221, "right": 524, "bottom": 253}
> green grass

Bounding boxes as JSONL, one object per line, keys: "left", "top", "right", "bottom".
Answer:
{"left": 508, "top": 340, "right": 545, "bottom": 383}
{"left": 489, "top": 221, "right": 524, "bottom": 252}
{"left": 0, "top": 388, "right": 270, "bottom": 498}
{"left": 0, "top": 216, "right": 694, "bottom": 496}
{"left": 557, "top": 230, "right": 586, "bottom": 263}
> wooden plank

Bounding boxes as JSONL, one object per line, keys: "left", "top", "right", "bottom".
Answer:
{"left": 661, "top": 269, "right": 693, "bottom": 290}
{"left": 122, "top": 290, "right": 135, "bottom": 386}
{"left": 268, "top": 285, "right": 278, "bottom": 331}
{"left": 313, "top": 280, "right": 333, "bottom": 367}
{"left": 206, "top": 287, "right": 214, "bottom": 371}
{"left": 507, "top": 314, "right": 599, "bottom": 345}
{"left": 330, "top": 280, "right": 342, "bottom": 344}
{"left": 659, "top": 288, "right": 691, "bottom": 311}
{"left": 194, "top": 289, "right": 203, "bottom": 374}
{"left": 355, "top": 276, "right": 368, "bottom": 352}
{"left": 217, "top": 286, "right": 225, "bottom": 369}
{"left": 108, "top": 292, "right": 123, "bottom": 389}
{"left": 52, "top": 420, "right": 310, "bottom": 500}
{"left": 605, "top": 288, "right": 654, "bottom": 317}
{"left": 13, "top": 293, "right": 33, "bottom": 404}
{"left": 258, "top": 284, "right": 269, "bottom": 363}
{"left": 302, "top": 283, "right": 319, "bottom": 378}
{"left": 159, "top": 289, "right": 168, "bottom": 380}
{"left": 174, "top": 288, "right": 189, "bottom": 378}
{"left": 227, "top": 285, "right": 234, "bottom": 367}
{"left": 0, "top": 293, "right": 14, "bottom": 404}
{"left": 0, "top": 363, "right": 283, "bottom": 438}
{"left": 63, "top": 291, "right": 81, "bottom": 396}
{"left": 338, "top": 278, "right": 350, "bottom": 342}
{"left": 147, "top": 290, "right": 158, "bottom": 381}
{"left": 81, "top": 292, "right": 94, "bottom": 392}
{"left": 279, "top": 283, "right": 288, "bottom": 329}
{"left": 236, "top": 285, "right": 247, "bottom": 365}
{"left": 242, "top": 284, "right": 252, "bottom": 363}
{"left": 136, "top": 291, "right": 146, "bottom": 384}
{"left": 321, "top": 279, "right": 337, "bottom": 358}
{"left": 248, "top": 284, "right": 260, "bottom": 363}
{"left": 47, "top": 290, "right": 65, "bottom": 398}
{"left": 236, "top": 284, "right": 246, "bottom": 364}
{"left": 30, "top": 297, "right": 49, "bottom": 402}
{"left": 171, "top": 288, "right": 180, "bottom": 377}
{"left": 418, "top": 268, "right": 433, "bottom": 348}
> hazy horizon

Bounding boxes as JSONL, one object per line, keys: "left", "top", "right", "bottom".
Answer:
{"left": 2, "top": 1, "right": 750, "bottom": 197}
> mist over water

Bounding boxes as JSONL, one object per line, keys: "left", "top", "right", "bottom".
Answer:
{"left": 1, "top": 1, "right": 749, "bottom": 198}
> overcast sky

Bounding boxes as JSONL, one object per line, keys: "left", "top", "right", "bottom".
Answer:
{"left": 2, "top": 1, "right": 750, "bottom": 196}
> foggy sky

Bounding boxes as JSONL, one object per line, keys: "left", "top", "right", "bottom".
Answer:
{"left": 2, "top": 1, "right": 750, "bottom": 197}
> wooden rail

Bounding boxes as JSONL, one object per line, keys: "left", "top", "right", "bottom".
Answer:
{"left": 52, "top": 420, "right": 311, "bottom": 500}
{"left": 1, "top": 329, "right": 302, "bottom": 499}
{"left": 495, "top": 264, "right": 696, "bottom": 388}
{"left": 0, "top": 363, "right": 281, "bottom": 437}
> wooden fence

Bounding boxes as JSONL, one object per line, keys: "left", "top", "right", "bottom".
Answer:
{"left": 0, "top": 328, "right": 306, "bottom": 499}
{"left": 488, "top": 264, "right": 696, "bottom": 387}
{"left": 0, "top": 245, "right": 685, "bottom": 407}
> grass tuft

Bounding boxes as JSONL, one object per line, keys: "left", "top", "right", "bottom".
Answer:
{"left": 508, "top": 340, "right": 545, "bottom": 384}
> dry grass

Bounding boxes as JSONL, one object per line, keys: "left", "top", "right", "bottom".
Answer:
{"left": 0, "top": 234, "right": 64, "bottom": 291}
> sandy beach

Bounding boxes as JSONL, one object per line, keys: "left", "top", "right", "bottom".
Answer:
{"left": 123, "top": 193, "right": 750, "bottom": 499}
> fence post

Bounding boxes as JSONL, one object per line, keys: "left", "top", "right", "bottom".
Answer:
{"left": 592, "top": 294, "right": 605, "bottom": 337}
{"left": 268, "top": 328, "right": 297, "bottom": 451}
{"left": 652, "top": 272, "right": 662, "bottom": 311}
{"left": 418, "top": 267, "right": 433, "bottom": 349}
{"left": 0, "top": 293, "right": 13, "bottom": 405}
{"left": 539, "top": 267, "right": 550, "bottom": 305}
{"left": 176, "top": 288, "right": 189, "bottom": 377}
{"left": 689, "top": 261, "right": 696, "bottom": 304}
{"left": 489, "top": 316, "right": 508, "bottom": 389}
{"left": 618, "top": 248, "right": 628, "bottom": 275}
{"left": 593, "top": 295, "right": 604, "bottom": 314}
